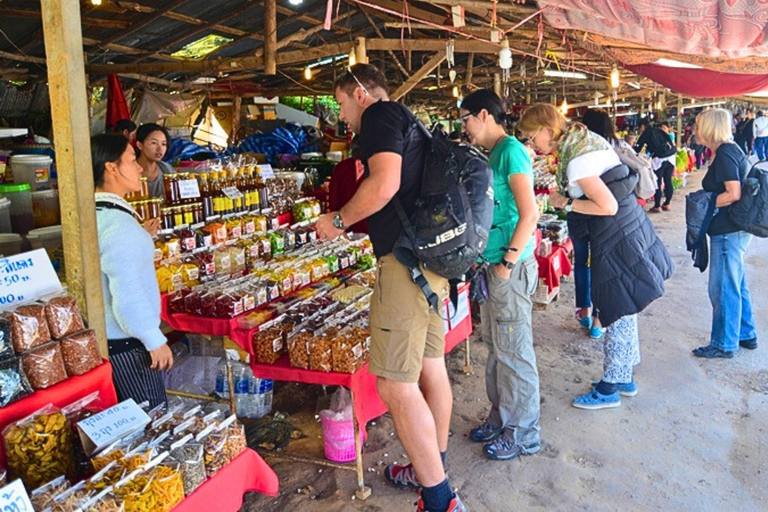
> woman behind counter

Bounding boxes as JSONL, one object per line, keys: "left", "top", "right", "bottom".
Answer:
{"left": 92, "top": 133, "right": 173, "bottom": 408}
{"left": 135, "top": 123, "right": 174, "bottom": 199}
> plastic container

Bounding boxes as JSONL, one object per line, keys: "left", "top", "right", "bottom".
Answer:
{"left": 0, "top": 183, "right": 33, "bottom": 234}
{"left": 325, "top": 151, "right": 343, "bottom": 162}
{"left": 10, "top": 154, "right": 52, "bottom": 191}
{"left": 31, "top": 190, "right": 60, "bottom": 228}
{"left": 27, "top": 225, "right": 62, "bottom": 254}
{"left": 0, "top": 197, "right": 11, "bottom": 233}
{"left": 320, "top": 416, "right": 357, "bottom": 462}
{"left": 0, "top": 233, "right": 23, "bottom": 256}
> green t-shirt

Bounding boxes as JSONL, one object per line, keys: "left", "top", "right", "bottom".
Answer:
{"left": 483, "top": 136, "right": 536, "bottom": 264}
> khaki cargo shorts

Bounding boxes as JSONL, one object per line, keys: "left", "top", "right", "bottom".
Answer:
{"left": 368, "top": 254, "right": 449, "bottom": 383}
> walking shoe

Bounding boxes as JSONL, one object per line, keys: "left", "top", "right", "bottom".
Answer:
{"left": 385, "top": 462, "right": 421, "bottom": 491}
{"left": 572, "top": 389, "right": 621, "bottom": 410}
{"left": 416, "top": 491, "right": 467, "bottom": 512}
{"left": 591, "top": 380, "right": 638, "bottom": 397}
{"left": 578, "top": 316, "right": 593, "bottom": 329}
{"left": 649, "top": 206, "right": 662, "bottom": 213}
{"left": 589, "top": 325, "right": 606, "bottom": 339}
{"left": 483, "top": 430, "right": 541, "bottom": 461}
{"left": 662, "top": 204, "right": 671, "bottom": 211}
{"left": 692, "top": 345, "right": 734, "bottom": 359}
{"left": 470, "top": 421, "right": 504, "bottom": 443}
{"left": 740, "top": 338, "right": 758, "bottom": 350}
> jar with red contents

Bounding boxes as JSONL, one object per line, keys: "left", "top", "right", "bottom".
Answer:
{"left": 178, "top": 227, "right": 196, "bottom": 253}
{"left": 200, "top": 289, "right": 218, "bottom": 317}
{"left": 168, "top": 289, "right": 190, "bottom": 314}
{"left": 196, "top": 252, "right": 216, "bottom": 279}
{"left": 215, "top": 291, "right": 244, "bottom": 318}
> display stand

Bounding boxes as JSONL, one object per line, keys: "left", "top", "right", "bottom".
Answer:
{"left": 172, "top": 449, "right": 278, "bottom": 511}
{"left": 0, "top": 361, "right": 119, "bottom": 465}
{"left": 536, "top": 238, "right": 573, "bottom": 294}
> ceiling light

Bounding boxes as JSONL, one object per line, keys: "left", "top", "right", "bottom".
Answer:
{"left": 544, "top": 70, "right": 587, "bottom": 80}
{"left": 499, "top": 40, "right": 513, "bottom": 70}
{"left": 288, "top": 0, "right": 304, "bottom": 4}
{"left": 91, "top": 0, "right": 102, "bottom": 5}
{"left": 452, "top": 86, "right": 460, "bottom": 98}
{"left": 304, "top": 66, "right": 312, "bottom": 80}
{"left": 560, "top": 98, "right": 568, "bottom": 114}
{"left": 610, "top": 65, "right": 620, "bottom": 89}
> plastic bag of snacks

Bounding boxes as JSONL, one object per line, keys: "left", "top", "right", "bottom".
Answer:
{"left": 30, "top": 475, "right": 71, "bottom": 511}
{"left": 43, "top": 294, "right": 85, "bottom": 340}
{"left": 197, "top": 425, "right": 230, "bottom": 478}
{"left": 149, "top": 460, "right": 185, "bottom": 511}
{"left": 91, "top": 438, "right": 134, "bottom": 472}
{"left": 3, "top": 404, "right": 74, "bottom": 488}
{"left": 309, "top": 330, "right": 336, "bottom": 372}
{"left": 47, "top": 480, "right": 93, "bottom": 512}
{"left": 220, "top": 415, "right": 247, "bottom": 460}
{"left": 114, "top": 471, "right": 157, "bottom": 512}
{"left": 168, "top": 435, "right": 206, "bottom": 496}
{"left": 0, "top": 467, "right": 6, "bottom": 487}
{"left": 22, "top": 341, "right": 68, "bottom": 390}
{"left": 331, "top": 327, "right": 368, "bottom": 374}
{"left": 86, "top": 461, "right": 125, "bottom": 494}
{"left": 62, "top": 392, "right": 102, "bottom": 479}
{"left": 59, "top": 329, "right": 102, "bottom": 376}
{"left": 287, "top": 331, "right": 311, "bottom": 369}
{"left": 9, "top": 304, "right": 51, "bottom": 352}
{"left": 0, "top": 356, "right": 32, "bottom": 406}
{"left": 0, "top": 316, "right": 16, "bottom": 362}
{"left": 81, "top": 485, "right": 125, "bottom": 512}
{"left": 252, "top": 326, "right": 284, "bottom": 364}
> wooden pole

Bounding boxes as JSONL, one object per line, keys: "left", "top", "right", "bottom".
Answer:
{"left": 465, "top": 53, "right": 475, "bottom": 88}
{"left": 493, "top": 73, "right": 501, "bottom": 97}
{"left": 40, "top": 0, "right": 107, "bottom": 357}
{"left": 354, "top": 37, "right": 367, "bottom": 65}
{"left": 676, "top": 95, "right": 683, "bottom": 148}
{"left": 264, "top": 0, "right": 277, "bottom": 75}
{"left": 230, "top": 94, "right": 242, "bottom": 146}
{"left": 392, "top": 53, "right": 446, "bottom": 102}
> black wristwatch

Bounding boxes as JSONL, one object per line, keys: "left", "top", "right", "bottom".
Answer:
{"left": 500, "top": 259, "right": 516, "bottom": 270}
{"left": 332, "top": 211, "right": 346, "bottom": 230}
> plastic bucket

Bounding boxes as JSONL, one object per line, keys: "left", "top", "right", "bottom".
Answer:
{"left": 26, "top": 225, "right": 62, "bottom": 253}
{"left": 31, "top": 189, "right": 60, "bottom": 228}
{"left": 320, "top": 417, "right": 361, "bottom": 462}
{"left": 0, "top": 197, "right": 11, "bottom": 233}
{"left": 0, "top": 233, "right": 23, "bottom": 256}
{"left": 10, "top": 154, "right": 52, "bottom": 191}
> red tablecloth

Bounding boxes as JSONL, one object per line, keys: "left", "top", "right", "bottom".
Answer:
{"left": 537, "top": 241, "right": 573, "bottom": 293}
{"left": 0, "top": 361, "right": 119, "bottom": 465}
{"left": 172, "top": 449, "right": 278, "bottom": 512}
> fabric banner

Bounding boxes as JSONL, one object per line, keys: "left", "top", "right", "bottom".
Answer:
{"left": 106, "top": 74, "right": 131, "bottom": 132}
{"left": 625, "top": 64, "right": 768, "bottom": 98}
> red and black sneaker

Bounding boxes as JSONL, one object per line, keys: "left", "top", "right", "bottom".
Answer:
{"left": 416, "top": 491, "right": 467, "bottom": 512}
{"left": 385, "top": 462, "right": 421, "bottom": 491}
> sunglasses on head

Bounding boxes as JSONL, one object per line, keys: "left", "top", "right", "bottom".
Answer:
{"left": 347, "top": 66, "right": 369, "bottom": 96}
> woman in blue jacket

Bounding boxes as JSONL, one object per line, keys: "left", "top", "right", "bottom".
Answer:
{"left": 92, "top": 133, "right": 173, "bottom": 407}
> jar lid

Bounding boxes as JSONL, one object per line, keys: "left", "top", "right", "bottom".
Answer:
{"left": 31, "top": 189, "right": 58, "bottom": 198}
{"left": 0, "top": 183, "right": 31, "bottom": 193}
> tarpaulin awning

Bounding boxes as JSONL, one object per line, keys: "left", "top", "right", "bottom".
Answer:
{"left": 625, "top": 63, "right": 768, "bottom": 98}
{"left": 538, "top": 0, "right": 768, "bottom": 59}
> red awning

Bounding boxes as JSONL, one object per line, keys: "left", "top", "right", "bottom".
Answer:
{"left": 625, "top": 63, "right": 768, "bottom": 97}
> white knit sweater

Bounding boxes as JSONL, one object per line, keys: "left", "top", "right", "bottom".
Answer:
{"left": 95, "top": 192, "right": 166, "bottom": 351}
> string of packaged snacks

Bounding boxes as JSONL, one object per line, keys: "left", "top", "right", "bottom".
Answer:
{"left": 2, "top": 399, "right": 253, "bottom": 512}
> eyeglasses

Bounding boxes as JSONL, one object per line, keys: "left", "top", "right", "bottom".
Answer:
{"left": 459, "top": 112, "right": 477, "bottom": 126}
{"left": 347, "top": 66, "right": 369, "bottom": 96}
{"left": 522, "top": 128, "right": 542, "bottom": 144}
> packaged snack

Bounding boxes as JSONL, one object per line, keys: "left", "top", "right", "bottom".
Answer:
{"left": 114, "top": 471, "right": 157, "bottom": 512}
{"left": 252, "top": 326, "right": 284, "bottom": 364}
{"left": 0, "top": 356, "right": 32, "bottom": 406}
{"left": 0, "top": 467, "right": 6, "bottom": 487}
{"left": 3, "top": 404, "right": 74, "bottom": 488}
{"left": 230, "top": 245, "right": 246, "bottom": 273}
{"left": 198, "top": 427, "right": 229, "bottom": 477}
{"left": 59, "top": 329, "right": 102, "bottom": 376}
{"left": 0, "top": 317, "right": 15, "bottom": 362}
{"left": 10, "top": 304, "right": 51, "bottom": 352}
{"left": 44, "top": 295, "right": 85, "bottom": 340}
{"left": 48, "top": 480, "right": 93, "bottom": 512}
{"left": 169, "top": 436, "right": 206, "bottom": 496}
{"left": 309, "top": 331, "right": 335, "bottom": 372}
{"left": 22, "top": 341, "right": 68, "bottom": 389}
{"left": 31, "top": 475, "right": 71, "bottom": 511}
{"left": 62, "top": 392, "right": 102, "bottom": 479}
{"left": 150, "top": 462, "right": 184, "bottom": 511}
{"left": 214, "top": 247, "right": 232, "bottom": 276}
{"left": 332, "top": 327, "right": 369, "bottom": 374}
{"left": 288, "top": 331, "right": 311, "bottom": 369}
{"left": 81, "top": 486, "right": 125, "bottom": 512}
{"left": 220, "top": 416, "right": 247, "bottom": 460}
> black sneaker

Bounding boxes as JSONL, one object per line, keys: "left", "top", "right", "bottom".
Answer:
{"left": 469, "top": 421, "right": 503, "bottom": 443}
{"left": 692, "top": 345, "right": 734, "bottom": 359}
{"left": 483, "top": 431, "right": 540, "bottom": 461}
{"left": 740, "top": 338, "right": 758, "bottom": 350}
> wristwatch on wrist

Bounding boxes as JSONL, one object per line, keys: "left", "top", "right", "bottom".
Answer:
{"left": 565, "top": 198, "right": 575, "bottom": 213}
{"left": 332, "top": 211, "right": 346, "bottom": 230}
{"left": 500, "top": 259, "right": 516, "bottom": 270}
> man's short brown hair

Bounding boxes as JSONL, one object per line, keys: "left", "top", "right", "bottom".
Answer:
{"left": 334, "top": 63, "right": 389, "bottom": 97}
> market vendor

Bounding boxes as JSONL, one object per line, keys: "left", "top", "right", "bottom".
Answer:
{"left": 92, "top": 133, "right": 174, "bottom": 408}
{"left": 136, "top": 123, "right": 174, "bottom": 200}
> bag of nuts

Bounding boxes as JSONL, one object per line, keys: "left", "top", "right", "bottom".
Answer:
{"left": 30, "top": 475, "right": 71, "bottom": 511}
{"left": 197, "top": 424, "right": 230, "bottom": 478}
{"left": 21, "top": 341, "right": 68, "bottom": 390}
{"left": 42, "top": 294, "right": 85, "bottom": 340}
{"left": 287, "top": 330, "right": 311, "bottom": 369}
{"left": 8, "top": 304, "right": 51, "bottom": 353}
{"left": 331, "top": 327, "right": 369, "bottom": 374}
{"left": 252, "top": 325, "right": 285, "bottom": 364}
{"left": 309, "top": 329, "right": 337, "bottom": 372}
{"left": 59, "top": 329, "right": 102, "bottom": 376}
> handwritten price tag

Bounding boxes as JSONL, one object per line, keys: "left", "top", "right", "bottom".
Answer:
{"left": 222, "top": 186, "right": 243, "bottom": 200}
{"left": 77, "top": 399, "right": 151, "bottom": 455}
{"left": 0, "top": 249, "right": 62, "bottom": 311}
{"left": 178, "top": 178, "right": 201, "bottom": 199}
{"left": 258, "top": 164, "right": 275, "bottom": 179}
{"left": 0, "top": 479, "right": 34, "bottom": 512}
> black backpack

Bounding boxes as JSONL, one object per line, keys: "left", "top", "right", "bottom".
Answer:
{"left": 392, "top": 111, "right": 494, "bottom": 312}
{"left": 729, "top": 159, "right": 768, "bottom": 237}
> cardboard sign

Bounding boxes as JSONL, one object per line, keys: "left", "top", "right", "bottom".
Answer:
{"left": 258, "top": 164, "right": 275, "bottom": 179}
{"left": 77, "top": 399, "right": 151, "bottom": 455}
{"left": 0, "top": 249, "right": 62, "bottom": 311}
{"left": 0, "top": 479, "right": 34, "bottom": 511}
{"left": 178, "top": 178, "right": 201, "bottom": 199}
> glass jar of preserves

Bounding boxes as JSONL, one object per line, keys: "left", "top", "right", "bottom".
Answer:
{"left": 139, "top": 176, "right": 150, "bottom": 200}
{"left": 147, "top": 199, "right": 161, "bottom": 221}
{"left": 182, "top": 205, "right": 194, "bottom": 226}
{"left": 161, "top": 208, "right": 174, "bottom": 230}
{"left": 173, "top": 206, "right": 184, "bottom": 228}
{"left": 164, "top": 174, "right": 180, "bottom": 205}
{"left": 192, "top": 202, "right": 204, "bottom": 224}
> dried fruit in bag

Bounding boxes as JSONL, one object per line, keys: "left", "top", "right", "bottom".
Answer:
{"left": 22, "top": 341, "right": 68, "bottom": 390}
{"left": 31, "top": 475, "right": 71, "bottom": 511}
{"left": 0, "top": 317, "right": 16, "bottom": 362}
{"left": 10, "top": 305, "right": 51, "bottom": 352}
{"left": 44, "top": 295, "right": 85, "bottom": 339}
{"left": 60, "top": 329, "right": 102, "bottom": 376}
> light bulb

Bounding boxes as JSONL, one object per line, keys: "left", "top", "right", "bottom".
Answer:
{"left": 452, "top": 86, "right": 460, "bottom": 98}
{"left": 499, "top": 40, "right": 513, "bottom": 70}
{"left": 304, "top": 66, "right": 312, "bottom": 80}
{"left": 560, "top": 98, "right": 568, "bottom": 115}
{"left": 348, "top": 50, "right": 356, "bottom": 67}
{"left": 610, "top": 65, "right": 620, "bottom": 89}
{"left": 288, "top": 0, "right": 303, "bottom": 5}
{"left": 91, "top": 0, "right": 102, "bottom": 4}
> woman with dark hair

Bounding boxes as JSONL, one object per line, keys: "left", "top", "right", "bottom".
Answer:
{"left": 93, "top": 133, "right": 173, "bottom": 408}
{"left": 114, "top": 119, "right": 137, "bottom": 142}
{"left": 582, "top": 108, "right": 619, "bottom": 146}
{"left": 460, "top": 89, "right": 541, "bottom": 460}
{"left": 519, "top": 104, "right": 672, "bottom": 410}
{"left": 135, "top": 123, "right": 174, "bottom": 201}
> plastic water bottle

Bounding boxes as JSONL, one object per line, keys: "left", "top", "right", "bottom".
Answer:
{"left": 233, "top": 363, "right": 252, "bottom": 418}
{"left": 248, "top": 375, "right": 264, "bottom": 418}
{"left": 214, "top": 358, "right": 230, "bottom": 399}
{"left": 259, "top": 379, "right": 273, "bottom": 417}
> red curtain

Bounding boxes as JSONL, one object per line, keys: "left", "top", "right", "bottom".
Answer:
{"left": 625, "top": 64, "right": 768, "bottom": 98}
{"left": 106, "top": 74, "right": 131, "bottom": 131}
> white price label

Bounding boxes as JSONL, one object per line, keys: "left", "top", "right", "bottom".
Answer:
{"left": 178, "top": 179, "right": 201, "bottom": 199}
{"left": 0, "top": 479, "right": 34, "bottom": 511}
{"left": 258, "top": 164, "right": 275, "bottom": 179}
{"left": 222, "top": 186, "right": 243, "bottom": 200}
{"left": 77, "top": 399, "right": 151, "bottom": 455}
{"left": 0, "top": 249, "right": 62, "bottom": 311}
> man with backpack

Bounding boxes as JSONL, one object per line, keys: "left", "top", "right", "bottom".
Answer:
{"left": 316, "top": 63, "right": 466, "bottom": 512}
{"left": 636, "top": 120, "right": 678, "bottom": 212}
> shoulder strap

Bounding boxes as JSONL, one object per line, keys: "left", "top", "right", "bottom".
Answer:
{"left": 95, "top": 201, "right": 135, "bottom": 217}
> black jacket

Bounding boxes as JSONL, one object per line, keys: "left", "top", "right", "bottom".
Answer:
{"left": 685, "top": 189, "right": 718, "bottom": 272}
{"left": 567, "top": 164, "right": 674, "bottom": 327}
{"left": 636, "top": 127, "right": 677, "bottom": 158}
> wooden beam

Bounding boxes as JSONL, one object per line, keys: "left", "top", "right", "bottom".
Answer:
{"left": 418, "top": 0, "right": 539, "bottom": 14}
{"left": 0, "top": 50, "right": 46, "bottom": 65}
{"left": 392, "top": 52, "right": 446, "bottom": 101}
{"left": 465, "top": 52, "right": 474, "bottom": 87}
{"left": 359, "top": 7, "right": 410, "bottom": 78}
{"left": 355, "top": 37, "right": 367, "bottom": 65}
{"left": 99, "top": 0, "right": 189, "bottom": 47}
{"left": 383, "top": 23, "right": 540, "bottom": 39}
{"left": 40, "top": 0, "right": 108, "bottom": 358}
{"left": 368, "top": 38, "right": 499, "bottom": 53}
{"left": 264, "top": 0, "right": 277, "bottom": 75}
{"left": 0, "top": 7, "right": 130, "bottom": 29}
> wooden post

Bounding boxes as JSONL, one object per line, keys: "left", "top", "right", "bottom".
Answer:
{"left": 392, "top": 53, "right": 446, "bottom": 101}
{"left": 676, "top": 95, "right": 683, "bottom": 148}
{"left": 354, "top": 37, "right": 367, "bottom": 65}
{"left": 40, "top": 0, "right": 108, "bottom": 357}
{"left": 493, "top": 73, "right": 501, "bottom": 97}
{"left": 465, "top": 52, "right": 474, "bottom": 88}
{"left": 230, "top": 94, "right": 242, "bottom": 146}
{"left": 264, "top": 0, "right": 277, "bottom": 75}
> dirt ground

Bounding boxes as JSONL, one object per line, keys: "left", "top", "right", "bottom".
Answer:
{"left": 244, "top": 171, "right": 768, "bottom": 512}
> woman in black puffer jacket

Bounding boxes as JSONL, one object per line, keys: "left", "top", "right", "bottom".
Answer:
{"left": 519, "top": 104, "right": 673, "bottom": 410}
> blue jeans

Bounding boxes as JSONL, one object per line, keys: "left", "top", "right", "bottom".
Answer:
{"left": 708, "top": 231, "right": 756, "bottom": 351}
{"left": 572, "top": 237, "right": 591, "bottom": 309}
{"left": 754, "top": 136, "right": 768, "bottom": 160}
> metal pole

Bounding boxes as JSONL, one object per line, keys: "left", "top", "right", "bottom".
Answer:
{"left": 40, "top": 0, "right": 108, "bottom": 357}
{"left": 350, "top": 388, "right": 371, "bottom": 500}
{"left": 676, "top": 95, "right": 684, "bottom": 149}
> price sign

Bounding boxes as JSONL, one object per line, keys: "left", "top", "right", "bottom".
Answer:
{"left": 258, "top": 164, "right": 275, "bottom": 179}
{"left": 77, "top": 399, "right": 151, "bottom": 455}
{"left": 452, "top": 288, "right": 470, "bottom": 328}
{"left": 0, "top": 479, "right": 34, "bottom": 511}
{"left": 222, "top": 186, "right": 243, "bottom": 200}
{"left": 0, "top": 249, "right": 62, "bottom": 311}
{"left": 178, "top": 178, "right": 201, "bottom": 199}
